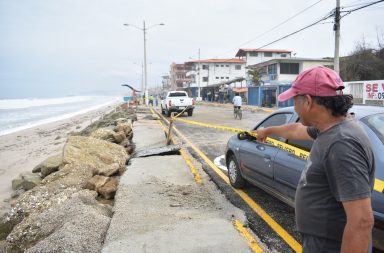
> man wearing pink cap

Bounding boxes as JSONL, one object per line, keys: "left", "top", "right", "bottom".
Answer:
{"left": 255, "top": 66, "right": 375, "bottom": 253}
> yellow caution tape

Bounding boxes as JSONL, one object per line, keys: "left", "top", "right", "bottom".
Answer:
{"left": 172, "top": 117, "right": 384, "bottom": 194}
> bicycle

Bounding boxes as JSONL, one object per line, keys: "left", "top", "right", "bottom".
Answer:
{"left": 234, "top": 107, "right": 242, "bottom": 120}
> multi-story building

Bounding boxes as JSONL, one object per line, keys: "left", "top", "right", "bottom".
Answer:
{"left": 185, "top": 58, "right": 246, "bottom": 98}
{"left": 235, "top": 48, "right": 292, "bottom": 66}
{"left": 169, "top": 63, "right": 192, "bottom": 90}
{"left": 161, "top": 75, "right": 171, "bottom": 90}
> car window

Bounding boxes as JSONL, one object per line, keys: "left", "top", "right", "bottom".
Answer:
{"left": 255, "top": 113, "right": 293, "bottom": 141}
{"left": 286, "top": 139, "right": 313, "bottom": 152}
{"left": 285, "top": 118, "right": 314, "bottom": 152}
{"left": 169, "top": 92, "right": 187, "bottom": 97}
{"left": 361, "top": 113, "right": 384, "bottom": 144}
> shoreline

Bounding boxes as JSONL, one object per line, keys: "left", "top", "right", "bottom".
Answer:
{"left": 0, "top": 103, "right": 119, "bottom": 206}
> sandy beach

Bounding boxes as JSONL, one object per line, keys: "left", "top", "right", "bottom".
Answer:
{"left": 0, "top": 104, "right": 118, "bottom": 206}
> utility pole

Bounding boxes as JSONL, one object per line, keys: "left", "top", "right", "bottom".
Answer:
{"left": 334, "top": 0, "right": 341, "bottom": 74}
{"left": 198, "top": 48, "right": 201, "bottom": 99}
{"left": 143, "top": 21, "right": 148, "bottom": 105}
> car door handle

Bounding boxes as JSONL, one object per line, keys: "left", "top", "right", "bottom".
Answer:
{"left": 263, "top": 154, "right": 271, "bottom": 162}
{"left": 256, "top": 144, "right": 265, "bottom": 151}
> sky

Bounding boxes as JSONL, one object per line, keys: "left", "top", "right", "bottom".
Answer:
{"left": 0, "top": 0, "right": 383, "bottom": 98}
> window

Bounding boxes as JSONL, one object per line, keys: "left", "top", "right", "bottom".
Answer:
{"left": 255, "top": 113, "right": 293, "bottom": 141}
{"left": 235, "top": 65, "right": 242, "bottom": 70}
{"left": 203, "top": 77, "right": 208, "bottom": 82}
{"left": 264, "top": 52, "right": 273, "bottom": 57}
{"left": 202, "top": 65, "right": 209, "bottom": 70}
{"left": 226, "top": 77, "right": 229, "bottom": 79}
{"left": 221, "top": 65, "right": 224, "bottom": 67}
{"left": 281, "top": 54, "right": 287, "bottom": 58}
{"left": 168, "top": 92, "right": 187, "bottom": 97}
{"left": 287, "top": 139, "right": 313, "bottom": 152}
{"left": 250, "top": 52, "right": 258, "bottom": 57}
{"left": 221, "top": 77, "right": 224, "bottom": 79}
{"left": 280, "top": 63, "right": 299, "bottom": 74}
{"left": 267, "top": 63, "right": 277, "bottom": 75}
{"left": 361, "top": 114, "right": 384, "bottom": 144}
{"left": 225, "top": 65, "right": 229, "bottom": 67}
{"left": 216, "top": 64, "right": 219, "bottom": 67}
{"left": 216, "top": 77, "right": 219, "bottom": 79}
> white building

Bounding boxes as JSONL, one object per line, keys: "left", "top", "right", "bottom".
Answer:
{"left": 248, "top": 57, "right": 334, "bottom": 85}
{"left": 185, "top": 58, "right": 246, "bottom": 89}
{"left": 235, "top": 48, "right": 292, "bottom": 66}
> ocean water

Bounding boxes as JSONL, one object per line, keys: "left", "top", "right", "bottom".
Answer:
{"left": 0, "top": 96, "right": 121, "bottom": 136}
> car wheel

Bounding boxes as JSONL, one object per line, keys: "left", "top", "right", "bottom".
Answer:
{"left": 187, "top": 109, "right": 193, "bottom": 116}
{"left": 227, "top": 154, "right": 245, "bottom": 188}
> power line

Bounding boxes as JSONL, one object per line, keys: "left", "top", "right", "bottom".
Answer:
{"left": 340, "top": 0, "right": 384, "bottom": 18}
{"left": 214, "top": 0, "right": 325, "bottom": 58}
{"left": 254, "top": 12, "right": 334, "bottom": 51}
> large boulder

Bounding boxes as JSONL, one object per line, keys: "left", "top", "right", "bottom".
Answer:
{"left": 98, "top": 177, "right": 118, "bottom": 200}
{"left": 0, "top": 163, "right": 94, "bottom": 241}
{"left": 12, "top": 172, "right": 42, "bottom": 191}
{"left": 32, "top": 154, "right": 62, "bottom": 176}
{"left": 86, "top": 175, "right": 110, "bottom": 191}
{"left": 5, "top": 190, "right": 111, "bottom": 253}
{"left": 90, "top": 128, "right": 115, "bottom": 142}
{"left": 114, "top": 123, "right": 132, "bottom": 136}
{"left": 63, "top": 136, "right": 128, "bottom": 176}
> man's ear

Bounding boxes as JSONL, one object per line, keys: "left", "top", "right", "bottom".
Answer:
{"left": 304, "top": 95, "right": 313, "bottom": 111}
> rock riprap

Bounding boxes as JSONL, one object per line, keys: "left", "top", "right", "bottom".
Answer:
{"left": 0, "top": 106, "right": 136, "bottom": 253}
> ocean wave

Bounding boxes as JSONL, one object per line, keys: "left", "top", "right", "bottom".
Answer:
{"left": 0, "top": 96, "right": 94, "bottom": 109}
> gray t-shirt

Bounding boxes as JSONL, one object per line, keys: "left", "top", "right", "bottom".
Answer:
{"left": 295, "top": 119, "right": 375, "bottom": 241}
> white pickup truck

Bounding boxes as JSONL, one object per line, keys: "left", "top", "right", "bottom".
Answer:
{"left": 160, "top": 91, "right": 195, "bottom": 117}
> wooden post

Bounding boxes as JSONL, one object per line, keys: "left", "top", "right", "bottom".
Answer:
{"left": 166, "top": 114, "right": 175, "bottom": 145}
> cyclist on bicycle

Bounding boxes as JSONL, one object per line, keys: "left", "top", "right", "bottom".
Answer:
{"left": 232, "top": 92, "right": 242, "bottom": 112}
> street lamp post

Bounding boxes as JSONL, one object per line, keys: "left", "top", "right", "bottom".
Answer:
{"left": 124, "top": 21, "right": 164, "bottom": 105}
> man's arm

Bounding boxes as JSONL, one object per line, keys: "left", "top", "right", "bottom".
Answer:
{"left": 254, "top": 123, "right": 312, "bottom": 142}
{"left": 341, "top": 198, "right": 374, "bottom": 253}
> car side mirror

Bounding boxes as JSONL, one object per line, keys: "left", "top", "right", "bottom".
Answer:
{"left": 237, "top": 132, "right": 256, "bottom": 141}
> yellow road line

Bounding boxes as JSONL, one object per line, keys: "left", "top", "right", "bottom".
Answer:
{"left": 153, "top": 108, "right": 301, "bottom": 253}
{"left": 233, "top": 219, "right": 264, "bottom": 253}
{"left": 151, "top": 109, "right": 203, "bottom": 185}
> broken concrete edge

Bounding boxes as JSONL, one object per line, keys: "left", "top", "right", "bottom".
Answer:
{"left": 133, "top": 143, "right": 183, "bottom": 158}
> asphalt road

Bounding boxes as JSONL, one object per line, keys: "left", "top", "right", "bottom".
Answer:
{"left": 155, "top": 104, "right": 301, "bottom": 253}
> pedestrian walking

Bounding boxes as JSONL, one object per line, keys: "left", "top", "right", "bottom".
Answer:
{"left": 255, "top": 66, "right": 375, "bottom": 253}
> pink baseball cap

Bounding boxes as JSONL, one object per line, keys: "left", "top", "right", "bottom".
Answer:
{"left": 278, "top": 66, "right": 344, "bottom": 102}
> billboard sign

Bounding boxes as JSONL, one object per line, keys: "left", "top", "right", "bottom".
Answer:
{"left": 363, "top": 81, "right": 384, "bottom": 101}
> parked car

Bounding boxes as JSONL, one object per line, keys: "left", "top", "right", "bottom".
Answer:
{"left": 225, "top": 105, "right": 384, "bottom": 250}
{"left": 160, "top": 91, "right": 195, "bottom": 117}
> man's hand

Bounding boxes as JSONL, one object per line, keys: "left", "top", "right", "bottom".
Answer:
{"left": 253, "top": 128, "right": 268, "bottom": 142}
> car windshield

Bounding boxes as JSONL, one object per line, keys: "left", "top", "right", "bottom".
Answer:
{"left": 169, "top": 92, "right": 187, "bottom": 97}
{"left": 361, "top": 113, "right": 384, "bottom": 144}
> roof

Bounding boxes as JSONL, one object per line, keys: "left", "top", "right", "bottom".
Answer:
{"left": 247, "top": 57, "right": 333, "bottom": 69}
{"left": 186, "top": 58, "right": 245, "bottom": 64}
{"left": 236, "top": 48, "right": 292, "bottom": 57}
{"left": 233, "top": 87, "right": 248, "bottom": 93}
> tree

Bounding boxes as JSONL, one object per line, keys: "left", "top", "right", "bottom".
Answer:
{"left": 340, "top": 37, "right": 384, "bottom": 81}
{"left": 247, "top": 67, "right": 264, "bottom": 85}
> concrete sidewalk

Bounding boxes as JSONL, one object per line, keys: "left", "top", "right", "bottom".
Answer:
{"left": 102, "top": 108, "right": 261, "bottom": 253}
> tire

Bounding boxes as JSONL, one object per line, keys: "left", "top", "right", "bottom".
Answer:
{"left": 187, "top": 109, "right": 193, "bottom": 116}
{"left": 227, "top": 154, "right": 245, "bottom": 188}
{"left": 234, "top": 109, "right": 237, "bottom": 119}
{"left": 166, "top": 108, "right": 171, "bottom": 117}
{"left": 238, "top": 110, "right": 242, "bottom": 120}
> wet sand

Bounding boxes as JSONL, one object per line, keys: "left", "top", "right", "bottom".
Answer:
{"left": 0, "top": 104, "right": 118, "bottom": 206}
